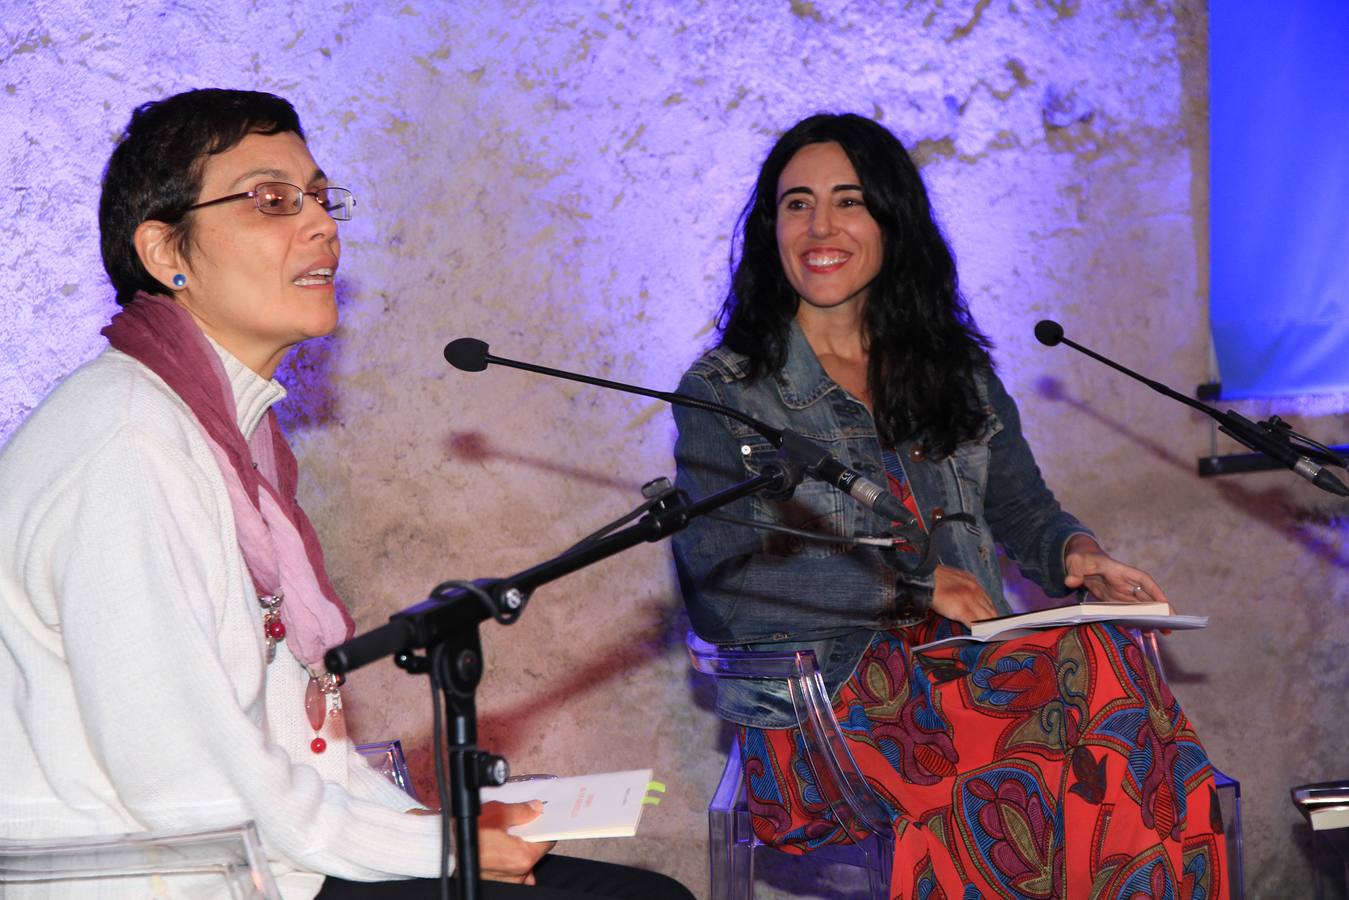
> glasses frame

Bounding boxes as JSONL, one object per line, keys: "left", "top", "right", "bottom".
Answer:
{"left": 179, "top": 182, "right": 355, "bottom": 221}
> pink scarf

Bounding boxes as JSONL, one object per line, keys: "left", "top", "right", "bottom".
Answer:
{"left": 103, "top": 292, "right": 354, "bottom": 669}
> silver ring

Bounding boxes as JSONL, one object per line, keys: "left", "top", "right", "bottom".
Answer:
{"left": 1131, "top": 584, "right": 1142, "bottom": 594}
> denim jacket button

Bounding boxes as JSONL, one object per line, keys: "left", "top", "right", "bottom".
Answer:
{"left": 740, "top": 444, "right": 752, "bottom": 457}
{"left": 787, "top": 536, "right": 804, "bottom": 553}
{"left": 908, "top": 443, "right": 925, "bottom": 462}
{"left": 931, "top": 506, "right": 946, "bottom": 523}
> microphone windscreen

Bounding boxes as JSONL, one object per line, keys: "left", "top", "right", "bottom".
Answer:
{"left": 1033, "top": 320, "right": 1064, "bottom": 347}
{"left": 444, "top": 338, "right": 489, "bottom": 372}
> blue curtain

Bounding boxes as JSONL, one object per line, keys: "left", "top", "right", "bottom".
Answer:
{"left": 1209, "top": 1, "right": 1349, "bottom": 399}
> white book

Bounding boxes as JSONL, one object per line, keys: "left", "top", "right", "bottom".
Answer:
{"left": 479, "top": 769, "right": 662, "bottom": 842}
{"left": 912, "top": 600, "right": 1208, "bottom": 652}
{"left": 1308, "top": 805, "right": 1349, "bottom": 831}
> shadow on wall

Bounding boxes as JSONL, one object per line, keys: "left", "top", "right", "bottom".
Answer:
{"left": 1292, "top": 821, "right": 1349, "bottom": 898}
{"left": 273, "top": 282, "right": 356, "bottom": 436}
{"left": 275, "top": 334, "right": 339, "bottom": 434}
{"left": 1033, "top": 375, "right": 1349, "bottom": 573}
{"left": 446, "top": 430, "right": 650, "bottom": 494}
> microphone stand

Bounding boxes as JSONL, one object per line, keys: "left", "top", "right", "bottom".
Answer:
{"left": 1035, "top": 320, "right": 1349, "bottom": 496}
{"left": 324, "top": 463, "right": 799, "bottom": 900}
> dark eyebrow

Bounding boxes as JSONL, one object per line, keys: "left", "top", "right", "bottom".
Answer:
{"left": 229, "top": 167, "right": 328, "bottom": 190}
{"left": 777, "top": 183, "right": 865, "bottom": 203}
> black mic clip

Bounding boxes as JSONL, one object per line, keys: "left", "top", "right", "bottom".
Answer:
{"left": 878, "top": 511, "right": 978, "bottom": 578}
{"left": 1258, "top": 415, "right": 1347, "bottom": 468}
{"left": 761, "top": 454, "right": 804, "bottom": 502}
{"left": 1218, "top": 411, "right": 1349, "bottom": 495}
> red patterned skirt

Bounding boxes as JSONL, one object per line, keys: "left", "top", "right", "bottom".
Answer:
{"left": 740, "top": 620, "right": 1229, "bottom": 898}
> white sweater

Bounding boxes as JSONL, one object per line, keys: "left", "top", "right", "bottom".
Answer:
{"left": 0, "top": 347, "right": 443, "bottom": 897}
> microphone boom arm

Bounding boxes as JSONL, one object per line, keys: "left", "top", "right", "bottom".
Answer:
{"left": 445, "top": 338, "right": 918, "bottom": 525}
{"left": 1036, "top": 319, "right": 1349, "bottom": 496}
{"left": 464, "top": 343, "right": 783, "bottom": 445}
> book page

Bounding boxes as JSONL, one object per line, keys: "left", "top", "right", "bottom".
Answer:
{"left": 913, "top": 612, "right": 1208, "bottom": 652}
{"left": 969, "top": 600, "right": 1172, "bottom": 637}
{"left": 480, "top": 769, "right": 657, "bottom": 842}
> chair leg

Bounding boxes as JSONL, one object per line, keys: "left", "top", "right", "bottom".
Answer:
{"left": 865, "top": 851, "right": 888, "bottom": 899}
{"left": 709, "top": 738, "right": 756, "bottom": 900}
{"left": 1213, "top": 768, "right": 1244, "bottom": 900}
{"left": 708, "top": 807, "right": 756, "bottom": 900}
{"left": 865, "top": 832, "right": 892, "bottom": 900}
{"left": 732, "top": 805, "right": 756, "bottom": 900}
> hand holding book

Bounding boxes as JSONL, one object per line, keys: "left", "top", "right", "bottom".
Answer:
{"left": 1062, "top": 533, "right": 1169, "bottom": 606}
{"left": 912, "top": 599, "right": 1208, "bottom": 652}
{"left": 480, "top": 770, "right": 665, "bottom": 842}
{"left": 479, "top": 799, "right": 554, "bottom": 884}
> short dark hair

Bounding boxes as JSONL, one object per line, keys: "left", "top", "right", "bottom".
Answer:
{"left": 718, "top": 113, "right": 993, "bottom": 457}
{"left": 99, "top": 89, "right": 305, "bottom": 306}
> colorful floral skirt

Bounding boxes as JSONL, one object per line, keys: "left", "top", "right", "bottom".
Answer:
{"left": 741, "top": 621, "right": 1229, "bottom": 899}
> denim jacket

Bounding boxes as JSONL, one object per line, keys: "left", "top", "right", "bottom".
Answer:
{"left": 671, "top": 320, "right": 1090, "bottom": 728}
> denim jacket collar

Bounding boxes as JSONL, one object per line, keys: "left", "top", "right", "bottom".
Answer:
{"left": 773, "top": 319, "right": 841, "bottom": 410}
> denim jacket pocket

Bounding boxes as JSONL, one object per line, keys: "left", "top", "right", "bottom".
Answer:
{"left": 741, "top": 437, "right": 849, "bottom": 560}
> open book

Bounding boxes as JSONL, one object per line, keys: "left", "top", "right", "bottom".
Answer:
{"left": 912, "top": 600, "right": 1208, "bottom": 651}
{"left": 479, "top": 769, "right": 664, "bottom": 842}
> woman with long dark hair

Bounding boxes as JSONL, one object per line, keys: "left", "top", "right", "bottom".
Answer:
{"left": 672, "top": 113, "right": 1228, "bottom": 897}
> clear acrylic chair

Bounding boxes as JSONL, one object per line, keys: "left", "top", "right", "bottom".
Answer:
{"left": 686, "top": 631, "right": 893, "bottom": 900}
{"left": 1135, "top": 629, "right": 1245, "bottom": 900}
{"left": 0, "top": 820, "right": 280, "bottom": 898}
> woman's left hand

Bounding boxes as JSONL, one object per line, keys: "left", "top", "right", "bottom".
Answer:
{"left": 1062, "top": 534, "right": 1169, "bottom": 605}
{"left": 478, "top": 800, "right": 554, "bottom": 885}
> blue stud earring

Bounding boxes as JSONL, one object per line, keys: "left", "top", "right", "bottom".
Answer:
{"left": 171, "top": 273, "right": 187, "bottom": 288}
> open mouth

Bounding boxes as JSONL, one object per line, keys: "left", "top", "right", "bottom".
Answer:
{"left": 293, "top": 267, "right": 334, "bottom": 287}
{"left": 802, "top": 251, "right": 850, "bottom": 271}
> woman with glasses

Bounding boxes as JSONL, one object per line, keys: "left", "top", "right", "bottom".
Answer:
{"left": 672, "top": 113, "right": 1229, "bottom": 897}
{"left": 0, "top": 89, "right": 692, "bottom": 900}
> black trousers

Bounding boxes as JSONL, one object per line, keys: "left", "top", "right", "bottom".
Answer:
{"left": 315, "top": 855, "right": 695, "bottom": 900}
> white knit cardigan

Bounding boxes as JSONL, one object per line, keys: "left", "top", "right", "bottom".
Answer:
{"left": 0, "top": 347, "right": 443, "bottom": 898}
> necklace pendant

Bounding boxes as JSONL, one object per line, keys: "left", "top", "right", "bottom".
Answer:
{"left": 304, "top": 675, "right": 326, "bottom": 732}
{"left": 258, "top": 593, "right": 285, "bottom": 666}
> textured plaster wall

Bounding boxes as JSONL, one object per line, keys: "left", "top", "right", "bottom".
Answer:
{"left": 3, "top": 1, "right": 1347, "bottom": 896}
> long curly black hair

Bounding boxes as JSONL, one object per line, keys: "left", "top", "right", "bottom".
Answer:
{"left": 718, "top": 113, "right": 993, "bottom": 458}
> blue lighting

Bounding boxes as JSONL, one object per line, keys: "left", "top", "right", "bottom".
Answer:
{"left": 1210, "top": 0, "right": 1349, "bottom": 401}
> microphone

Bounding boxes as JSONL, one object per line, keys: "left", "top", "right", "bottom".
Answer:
{"left": 444, "top": 338, "right": 917, "bottom": 525}
{"left": 1035, "top": 319, "right": 1349, "bottom": 496}
{"left": 445, "top": 338, "right": 489, "bottom": 372}
{"left": 1033, "top": 320, "right": 1063, "bottom": 347}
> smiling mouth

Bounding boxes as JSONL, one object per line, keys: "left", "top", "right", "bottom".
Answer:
{"left": 293, "top": 267, "right": 334, "bottom": 286}
{"left": 803, "top": 251, "right": 850, "bottom": 271}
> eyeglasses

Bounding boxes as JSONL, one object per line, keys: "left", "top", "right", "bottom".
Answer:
{"left": 181, "top": 182, "right": 356, "bottom": 221}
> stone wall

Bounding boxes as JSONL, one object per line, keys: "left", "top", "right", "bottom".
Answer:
{"left": 4, "top": 1, "right": 1347, "bottom": 895}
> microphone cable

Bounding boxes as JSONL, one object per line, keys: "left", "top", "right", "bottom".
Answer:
{"left": 704, "top": 509, "right": 977, "bottom": 577}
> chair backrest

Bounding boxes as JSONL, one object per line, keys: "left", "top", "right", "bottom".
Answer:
{"left": 355, "top": 738, "right": 417, "bottom": 799}
{"left": 686, "top": 631, "right": 891, "bottom": 842}
{"left": 0, "top": 820, "right": 281, "bottom": 898}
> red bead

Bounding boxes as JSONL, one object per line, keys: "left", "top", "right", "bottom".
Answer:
{"left": 266, "top": 619, "right": 286, "bottom": 640}
{"left": 310, "top": 737, "right": 327, "bottom": 754}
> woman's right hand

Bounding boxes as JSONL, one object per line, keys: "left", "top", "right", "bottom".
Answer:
{"left": 478, "top": 800, "right": 554, "bottom": 884}
{"left": 930, "top": 564, "right": 997, "bottom": 626}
